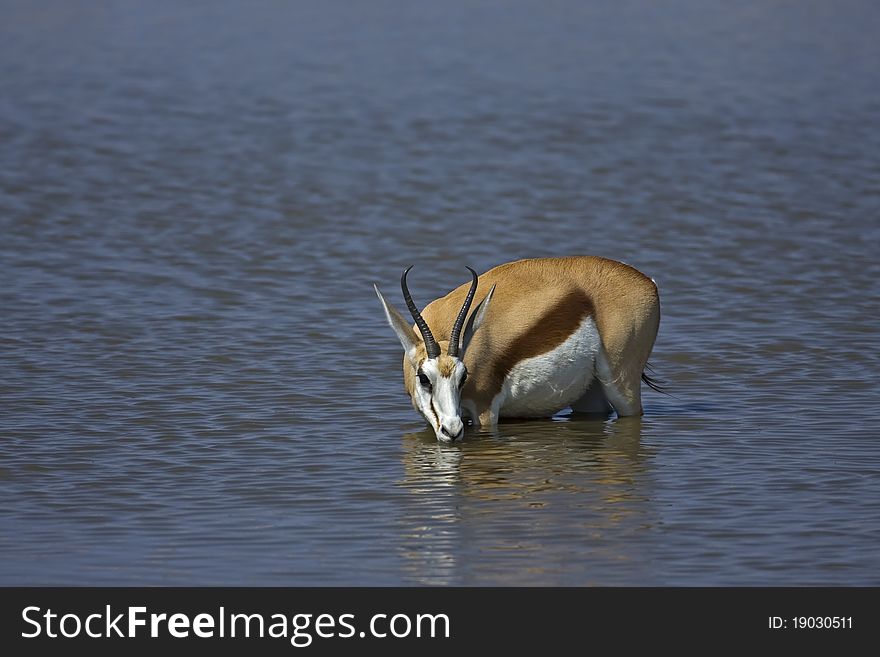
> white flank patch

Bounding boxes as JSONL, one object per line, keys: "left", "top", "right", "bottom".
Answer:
{"left": 496, "top": 315, "right": 601, "bottom": 418}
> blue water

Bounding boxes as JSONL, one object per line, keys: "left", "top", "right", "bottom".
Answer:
{"left": 1, "top": 0, "right": 879, "bottom": 584}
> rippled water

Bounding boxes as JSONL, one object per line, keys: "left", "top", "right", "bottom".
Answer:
{"left": 2, "top": 1, "right": 879, "bottom": 585}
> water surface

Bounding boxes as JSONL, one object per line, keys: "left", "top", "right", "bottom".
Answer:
{"left": 1, "top": 0, "right": 879, "bottom": 585}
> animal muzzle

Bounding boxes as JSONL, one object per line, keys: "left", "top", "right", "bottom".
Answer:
{"left": 437, "top": 417, "right": 464, "bottom": 442}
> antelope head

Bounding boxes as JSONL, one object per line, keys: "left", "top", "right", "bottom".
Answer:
{"left": 375, "top": 266, "right": 495, "bottom": 442}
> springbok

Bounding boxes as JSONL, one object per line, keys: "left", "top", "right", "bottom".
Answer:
{"left": 374, "top": 256, "right": 661, "bottom": 442}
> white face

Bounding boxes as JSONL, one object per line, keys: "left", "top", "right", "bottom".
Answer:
{"left": 374, "top": 279, "right": 495, "bottom": 443}
{"left": 412, "top": 358, "right": 469, "bottom": 442}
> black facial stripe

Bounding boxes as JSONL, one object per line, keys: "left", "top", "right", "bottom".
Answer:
{"left": 428, "top": 398, "right": 440, "bottom": 429}
{"left": 417, "top": 367, "right": 432, "bottom": 390}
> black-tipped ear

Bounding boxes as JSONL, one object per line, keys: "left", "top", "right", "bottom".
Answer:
{"left": 460, "top": 284, "right": 495, "bottom": 357}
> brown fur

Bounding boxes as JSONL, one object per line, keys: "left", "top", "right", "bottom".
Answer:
{"left": 411, "top": 256, "right": 660, "bottom": 420}
{"left": 435, "top": 355, "right": 458, "bottom": 377}
{"left": 465, "top": 289, "right": 595, "bottom": 409}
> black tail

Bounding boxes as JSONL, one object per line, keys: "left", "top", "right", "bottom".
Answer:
{"left": 641, "top": 363, "right": 669, "bottom": 394}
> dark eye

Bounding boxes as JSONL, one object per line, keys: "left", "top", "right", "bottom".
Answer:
{"left": 460, "top": 371, "right": 468, "bottom": 386}
{"left": 417, "top": 370, "right": 432, "bottom": 390}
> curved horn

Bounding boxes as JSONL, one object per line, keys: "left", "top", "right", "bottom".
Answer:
{"left": 401, "top": 265, "right": 440, "bottom": 359}
{"left": 447, "top": 266, "right": 479, "bottom": 358}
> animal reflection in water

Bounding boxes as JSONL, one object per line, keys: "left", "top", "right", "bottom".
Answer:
{"left": 375, "top": 256, "right": 661, "bottom": 442}
{"left": 393, "top": 418, "right": 656, "bottom": 584}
